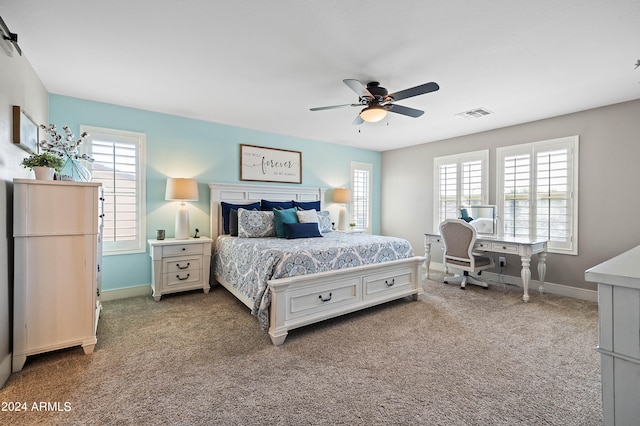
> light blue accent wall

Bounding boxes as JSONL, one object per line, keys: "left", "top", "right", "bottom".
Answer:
{"left": 49, "top": 94, "right": 381, "bottom": 291}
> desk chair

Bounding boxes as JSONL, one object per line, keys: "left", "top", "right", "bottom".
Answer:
{"left": 439, "top": 219, "right": 494, "bottom": 290}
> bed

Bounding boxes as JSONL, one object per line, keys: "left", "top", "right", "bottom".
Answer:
{"left": 209, "top": 182, "right": 425, "bottom": 345}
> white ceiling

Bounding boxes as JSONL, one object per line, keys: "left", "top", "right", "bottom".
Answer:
{"left": 2, "top": 0, "right": 640, "bottom": 151}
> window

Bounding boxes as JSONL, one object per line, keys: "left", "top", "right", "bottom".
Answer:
{"left": 81, "top": 126, "right": 146, "bottom": 255}
{"left": 433, "top": 150, "right": 488, "bottom": 231}
{"left": 350, "top": 162, "right": 372, "bottom": 233}
{"left": 497, "top": 136, "right": 578, "bottom": 254}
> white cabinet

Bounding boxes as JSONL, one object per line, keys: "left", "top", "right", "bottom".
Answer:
{"left": 148, "top": 237, "right": 212, "bottom": 301}
{"left": 13, "top": 179, "right": 103, "bottom": 372}
{"left": 585, "top": 245, "right": 640, "bottom": 426}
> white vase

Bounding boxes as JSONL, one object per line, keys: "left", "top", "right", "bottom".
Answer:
{"left": 33, "top": 166, "right": 55, "bottom": 180}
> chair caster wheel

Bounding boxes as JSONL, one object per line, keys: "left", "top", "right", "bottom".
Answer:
{"left": 444, "top": 281, "right": 448, "bottom": 284}
{"left": 460, "top": 287, "right": 465, "bottom": 290}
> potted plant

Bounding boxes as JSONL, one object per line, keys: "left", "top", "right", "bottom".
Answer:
{"left": 21, "top": 152, "right": 65, "bottom": 180}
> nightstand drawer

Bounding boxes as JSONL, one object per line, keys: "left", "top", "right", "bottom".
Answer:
{"left": 163, "top": 269, "right": 202, "bottom": 287}
{"left": 164, "top": 256, "right": 201, "bottom": 273}
{"left": 163, "top": 243, "right": 203, "bottom": 257}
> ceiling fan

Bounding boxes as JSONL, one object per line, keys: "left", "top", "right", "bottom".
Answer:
{"left": 310, "top": 79, "right": 439, "bottom": 125}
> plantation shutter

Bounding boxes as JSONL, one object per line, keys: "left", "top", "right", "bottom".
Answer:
{"left": 82, "top": 125, "right": 146, "bottom": 255}
{"left": 438, "top": 163, "right": 457, "bottom": 224}
{"left": 503, "top": 153, "right": 531, "bottom": 239}
{"left": 352, "top": 167, "right": 370, "bottom": 230}
{"left": 497, "top": 135, "right": 578, "bottom": 254}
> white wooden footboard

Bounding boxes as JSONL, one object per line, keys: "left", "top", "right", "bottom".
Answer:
{"left": 268, "top": 256, "right": 425, "bottom": 345}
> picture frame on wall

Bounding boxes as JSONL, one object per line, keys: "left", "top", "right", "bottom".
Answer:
{"left": 240, "top": 144, "right": 302, "bottom": 184}
{"left": 12, "top": 105, "right": 39, "bottom": 154}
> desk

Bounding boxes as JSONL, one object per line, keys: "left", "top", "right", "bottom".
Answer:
{"left": 424, "top": 233, "right": 547, "bottom": 302}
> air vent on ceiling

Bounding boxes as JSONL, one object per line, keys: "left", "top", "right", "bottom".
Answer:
{"left": 456, "top": 107, "right": 493, "bottom": 119}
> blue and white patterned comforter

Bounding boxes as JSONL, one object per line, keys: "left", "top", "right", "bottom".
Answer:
{"left": 213, "top": 233, "right": 414, "bottom": 329}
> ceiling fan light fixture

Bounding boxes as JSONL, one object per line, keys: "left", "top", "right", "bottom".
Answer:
{"left": 360, "top": 105, "right": 387, "bottom": 123}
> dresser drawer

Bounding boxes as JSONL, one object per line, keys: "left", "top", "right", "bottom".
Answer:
{"left": 491, "top": 242, "right": 519, "bottom": 254}
{"left": 164, "top": 256, "right": 202, "bottom": 273}
{"left": 363, "top": 269, "right": 413, "bottom": 300}
{"left": 287, "top": 278, "right": 361, "bottom": 321}
{"left": 163, "top": 269, "right": 202, "bottom": 287}
{"left": 163, "top": 243, "right": 203, "bottom": 257}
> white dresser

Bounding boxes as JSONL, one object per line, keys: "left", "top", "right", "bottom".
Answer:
{"left": 13, "top": 179, "right": 103, "bottom": 372}
{"left": 585, "top": 245, "right": 640, "bottom": 426}
{"left": 148, "top": 237, "right": 212, "bottom": 301}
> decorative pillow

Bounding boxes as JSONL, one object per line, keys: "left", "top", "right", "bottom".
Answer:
{"left": 273, "top": 207, "right": 299, "bottom": 238}
{"left": 237, "top": 208, "right": 276, "bottom": 238}
{"left": 221, "top": 202, "right": 260, "bottom": 234}
{"left": 297, "top": 209, "right": 319, "bottom": 224}
{"left": 316, "top": 210, "right": 333, "bottom": 233}
{"left": 294, "top": 200, "right": 321, "bottom": 211}
{"left": 229, "top": 209, "right": 239, "bottom": 236}
{"left": 261, "top": 199, "right": 294, "bottom": 211}
{"left": 284, "top": 222, "right": 323, "bottom": 239}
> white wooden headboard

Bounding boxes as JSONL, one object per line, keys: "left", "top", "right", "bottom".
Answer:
{"left": 209, "top": 182, "right": 327, "bottom": 240}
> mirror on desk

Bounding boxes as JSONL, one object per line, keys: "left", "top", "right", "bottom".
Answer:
{"left": 460, "top": 205, "right": 497, "bottom": 237}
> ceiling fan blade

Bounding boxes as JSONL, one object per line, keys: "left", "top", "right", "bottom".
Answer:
{"left": 352, "top": 114, "right": 364, "bottom": 125}
{"left": 310, "top": 104, "right": 360, "bottom": 111}
{"left": 386, "top": 104, "right": 425, "bottom": 118}
{"left": 343, "top": 79, "right": 374, "bottom": 99}
{"left": 388, "top": 82, "right": 439, "bottom": 102}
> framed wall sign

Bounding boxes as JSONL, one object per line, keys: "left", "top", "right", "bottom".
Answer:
{"left": 240, "top": 144, "right": 302, "bottom": 184}
{"left": 12, "top": 105, "right": 39, "bottom": 153}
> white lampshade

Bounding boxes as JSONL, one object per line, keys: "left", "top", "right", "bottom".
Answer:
{"left": 333, "top": 188, "right": 352, "bottom": 204}
{"left": 165, "top": 178, "right": 199, "bottom": 201}
{"left": 333, "top": 188, "right": 352, "bottom": 231}
{"left": 360, "top": 105, "right": 387, "bottom": 123}
{"left": 165, "top": 178, "right": 198, "bottom": 240}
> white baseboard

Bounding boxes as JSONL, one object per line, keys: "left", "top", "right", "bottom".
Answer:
{"left": 0, "top": 353, "right": 11, "bottom": 389}
{"left": 425, "top": 263, "right": 597, "bottom": 303}
{"left": 101, "top": 284, "right": 151, "bottom": 302}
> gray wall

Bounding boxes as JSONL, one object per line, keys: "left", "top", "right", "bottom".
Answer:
{"left": 0, "top": 48, "right": 49, "bottom": 387}
{"left": 381, "top": 99, "right": 640, "bottom": 291}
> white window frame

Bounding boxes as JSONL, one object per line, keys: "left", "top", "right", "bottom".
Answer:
{"left": 81, "top": 125, "right": 147, "bottom": 255}
{"left": 496, "top": 135, "right": 579, "bottom": 255}
{"left": 350, "top": 161, "right": 373, "bottom": 234}
{"left": 433, "top": 150, "right": 489, "bottom": 232}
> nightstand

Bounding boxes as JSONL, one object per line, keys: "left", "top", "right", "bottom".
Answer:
{"left": 336, "top": 229, "right": 365, "bottom": 234}
{"left": 148, "top": 237, "right": 212, "bottom": 301}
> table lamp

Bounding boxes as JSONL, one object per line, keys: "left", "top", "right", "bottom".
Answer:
{"left": 165, "top": 178, "right": 199, "bottom": 240}
{"left": 333, "top": 188, "right": 352, "bottom": 231}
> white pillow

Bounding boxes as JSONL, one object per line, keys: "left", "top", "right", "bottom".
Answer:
{"left": 297, "top": 209, "right": 318, "bottom": 224}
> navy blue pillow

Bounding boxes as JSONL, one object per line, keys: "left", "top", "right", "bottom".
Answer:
{"left": 284, "top": 222, "right": 323, "bottom": 239}
{"left": 261, "top": 199, "right": 294, "bottom": 211}
{"left": 221, "top": 202, "right": 260, "bottom": 234}
{"left": 294, "top": 200, "right": 321, "bottom": 211}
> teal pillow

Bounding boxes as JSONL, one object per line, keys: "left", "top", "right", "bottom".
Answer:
{"left": 273, "top": 208, "right": 298, "bottom": 238}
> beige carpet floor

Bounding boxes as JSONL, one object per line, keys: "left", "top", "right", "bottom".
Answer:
{"left": 0, "top": 274, "right": 601, "bottom": 425}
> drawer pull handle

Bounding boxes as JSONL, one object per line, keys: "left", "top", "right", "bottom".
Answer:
{"left": 176, "top": 262, "right": 190, "bottom": 270}
{"left": 318, "top": 292, "right": 332, "bottom": 302}
{"left": 176, "top": 273, "right": 190, "bottom": 281}
{"left": 181, "top": 247, "right": 186, "bottom": 251}
{"left": 385, "top": 278, "right": 395, "bottom": 287}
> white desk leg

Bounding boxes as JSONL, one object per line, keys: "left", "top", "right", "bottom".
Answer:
{"left": 520, "top": 255, "right": 532, "bottom": 302}
{"left": 424, "top": 240, "right": 432, "bottom": 280}
{"left": 537, "top": 252, "right": 547, "bottom": 294}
